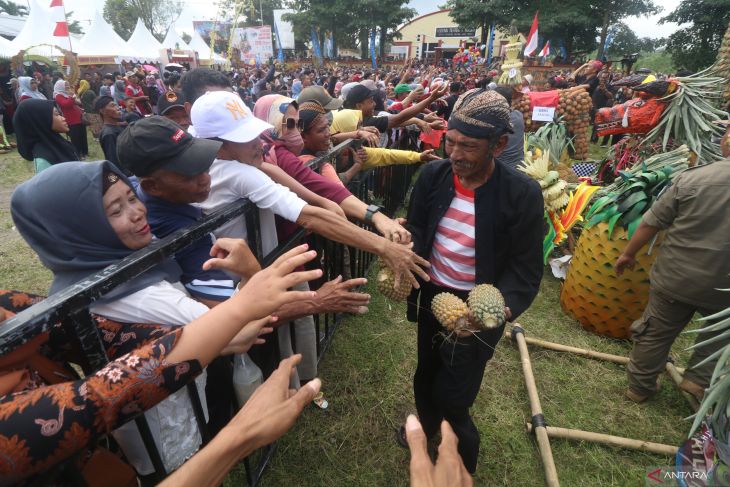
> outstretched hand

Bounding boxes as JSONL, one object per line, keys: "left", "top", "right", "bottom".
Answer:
{"left": 314, "top": 275, "right": 370, "bottom": 314}
{"left": 203, "top": 238, "right": 262, "bottom": 279}
{"left": 230, "top": 355, "right": 321, "bottom": 450}
{"left": 406, "top": 415, "right": 473, "bottom": 487}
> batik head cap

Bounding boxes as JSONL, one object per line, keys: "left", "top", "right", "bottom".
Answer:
{"left": 448, "top": 88, "right": 514, "bottom": 139}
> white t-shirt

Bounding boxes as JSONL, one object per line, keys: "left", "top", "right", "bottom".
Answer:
{"left": 90, "top": 280, "right": 209, "bottom": 326}
{"left": 197, "top": 159, "right": 308, "bottom": 255}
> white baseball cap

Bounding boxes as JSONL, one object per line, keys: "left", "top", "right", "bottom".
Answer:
{"left": 191, "top": 91, "right": 273, "bottom": 143}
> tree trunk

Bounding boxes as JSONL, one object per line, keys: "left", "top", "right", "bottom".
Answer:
{"left": 332, "top": 23, "right": 337, "bottom": 58}
{"left": 597, "top": 9, "right": 610, "bottom": 60}
{"left": 360, "top": 29, "right": 369, "bottom": 60}
{"left": 481, "top": 16, "right": 488, "bottom": 45}
{"left": 380, "top": 28, "right": 387, "bottom": 60}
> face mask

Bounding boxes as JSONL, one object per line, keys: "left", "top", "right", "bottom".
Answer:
{"left": 325, "top": 111, "right": 334, "bottom": 126}
{"left": 282, "top": 129, "right": 304, "bottom": 155}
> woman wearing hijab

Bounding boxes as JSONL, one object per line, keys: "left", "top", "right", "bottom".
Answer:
{"left": 54, "top": 79, "right": 88, "bottom": 158}
{"left": 113, "top": 79, "right": 127, "bottom": 107}
{"left": 17, "top": 76, "right": 46, "bottom": 102}
{"left": 77, "top": 79, "right": 96, "bottom": 112}
{"left": 13, "top": 99, "right": 77, "bottom": 173}
{"left": 10, "top": 160, "right": 277, "bottom": 476}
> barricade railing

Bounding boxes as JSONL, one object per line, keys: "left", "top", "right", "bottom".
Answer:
{"left": 0, "top": 136, "right": 422, "bottom": 486}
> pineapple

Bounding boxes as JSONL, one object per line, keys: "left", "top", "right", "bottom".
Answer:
{"left": 467, "top": 284, "right": 506, "bottom": 329}
{"left": 376, "top": 266, "right": 412, "bottom": 301}
{"left": 519, "top": 151, "right": 570, "bottom": 213}
{"left": 431, "top": 293, "right": 471, "bottom": 332}
{"left": 560, "top": 222, "right": 662, "bottom": 339}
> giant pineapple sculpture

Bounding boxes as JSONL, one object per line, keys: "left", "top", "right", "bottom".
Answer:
{"left": 560, "top": 224, "right": 660, "bottom": 339}
{"left": 713, "top": 21, "right": 730, "bottom": 106}
{"left": 560, "top": 147, "right": 689, "bottom": 338}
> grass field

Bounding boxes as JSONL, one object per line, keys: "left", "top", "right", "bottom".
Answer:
{"left": 0, "top": 132, "right": 698, "bottom": 486}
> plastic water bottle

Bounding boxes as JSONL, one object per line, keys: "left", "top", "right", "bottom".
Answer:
{"left": 232, "top": 353, "right": 263, "bottom": 407}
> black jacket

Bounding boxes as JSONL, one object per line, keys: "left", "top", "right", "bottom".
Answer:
{"left": 405, "top": 159, "right": 544, "bottom": 322}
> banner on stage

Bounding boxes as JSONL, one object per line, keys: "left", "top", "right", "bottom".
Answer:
{"left": 232, "top": 26, "right": 274, "bottom": 63}
{"left": 273, "top": 10, "right": 295, "bottom": 50}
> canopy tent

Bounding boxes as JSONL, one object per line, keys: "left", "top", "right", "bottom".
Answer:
{"left": 161, "top": 28, "right": 191, "bottom": 51}
{"left": 75, "top": 11, "right": 139, "bottom": 64}
{"left": 0, "top": 34, "right": 15, "bottom": 59}
{"left": 188, "top": 31, "right": 227, "bottom": 66}
{"left": 9, "top": 0, "right": 66, "bottom": 59}
{"left": 126, "top": 19, "right": 163, "bottom": 63}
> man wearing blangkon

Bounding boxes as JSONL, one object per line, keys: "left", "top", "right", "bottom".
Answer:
{"left": 401, "top": 89, "right": 544, "bottom": 473}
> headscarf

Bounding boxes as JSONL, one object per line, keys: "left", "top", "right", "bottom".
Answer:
{"left": 53, "top": 79, "right": 69, "bottom": 99}
{"left": 77, "top": 79, "right": 90, "bottom": 96}
{"left": 11, "top": 161, "right": 180, "bottom": 301}
{"left": 253, "top": 94, "right": 297, "bottom": 138}
{"left": 12, "top": 99, "right": 77, "bottom": 163}
{"left": 331, "top": 109, "right": 362, "bottom": 134}
{"left": 449, "top": 89, "right": 514, "bottom": 139}
{"left": 114, "top": 80, "right": 127, "bottom": 104}
{"left": 298, "top": 101, "right": 326, "bottom": 133}
{"left": 18, "top": 76, "right": 46, "bottom": 100}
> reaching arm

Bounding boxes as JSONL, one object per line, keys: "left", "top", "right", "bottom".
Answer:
{"left": 614, "top": 222, "right": 661, "bottom": 276}
{"left": 260, "top": 163, "right": 346, "bottom": 219}
{"left": 387, "top": 85, "right": 447, "bottom": 129}
{"left": 339, "top": 195, "right": 411, "bottom": 243}
{"left": 296, "top": 205, "right": 429, "bottom": 287}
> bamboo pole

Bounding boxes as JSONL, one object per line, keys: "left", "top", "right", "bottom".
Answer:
{"left": 504, "top": 329, "right": 686, "bottom": 374}
{"left": 525, "top": 423, "right": 678, "bottom": 456}
{"left": 665, "top": 362, "right": 700, "bottom": 412}
{"left": 511, "top": 325, "right": 560, "bottom": 487}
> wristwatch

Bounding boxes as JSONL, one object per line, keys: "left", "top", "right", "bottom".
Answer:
{"left": 364, "top": 204, "right": 382, "bottom": 224}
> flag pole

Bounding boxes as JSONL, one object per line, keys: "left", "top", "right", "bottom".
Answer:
{"left": 60, "top": 0, "right": 72, "bottom": 51}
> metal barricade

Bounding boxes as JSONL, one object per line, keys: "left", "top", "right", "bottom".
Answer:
{"left": 0, "top": 137, "right": 424, "bottom": 486}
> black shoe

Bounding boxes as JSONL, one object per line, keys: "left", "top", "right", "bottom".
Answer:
{"left": 396, "top": 424, "right": 408, "bottom": 448}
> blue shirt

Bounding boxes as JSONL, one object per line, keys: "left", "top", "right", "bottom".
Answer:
{"left": 135, "top": 183, "right": 236, "bottom": 302}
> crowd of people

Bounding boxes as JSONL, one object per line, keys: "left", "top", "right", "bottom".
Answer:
{"left": 0, "top": 53, "right": 723, "bottom": 486}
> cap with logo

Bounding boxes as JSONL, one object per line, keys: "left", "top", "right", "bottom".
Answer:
{"left": 191, "top": 91, "right": 273, "bottom": 143}
{"left": 116, "top": 116, "right": 222, "bottom": 177}
{"left": 394, "top": 84, "right": 412, "bottom": 95}
{"left": 297, "top": 85, "right": 342, "bottom": 110}
{"left": 157, "top": 90, "right": 186, "bottom": 115}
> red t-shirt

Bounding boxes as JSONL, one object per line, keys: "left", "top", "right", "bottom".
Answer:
{"left": 54, "top": 94, "right": 83, "bottom": 126}
{"left": 125, "top": 84, "right": 150, "bottom": 115}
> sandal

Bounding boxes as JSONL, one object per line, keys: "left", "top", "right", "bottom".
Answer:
{"left": 313, "top": 391, "right": 329, "bottom": 409}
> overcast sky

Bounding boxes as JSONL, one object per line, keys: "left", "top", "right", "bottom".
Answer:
{"left": 16, "top": 0, "right": 683, "bottom": 40}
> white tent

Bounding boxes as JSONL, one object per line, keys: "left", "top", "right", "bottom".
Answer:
{"left": 161, "top": 28, "right": 191, "bottom": 51}
{"left": 126, "top": 19, "right": 163, "bottom": 63}
{"left": 187, "top": 31, "right": 227, "bottom": 66}
{"left": 75, "top": 11, "right": 138, "bottom": 62}
{"left": 0, "top": 34, "right": 16, "bottom": 59}
{"left": 9, "top": 0, "right": 65, "bottom": 59}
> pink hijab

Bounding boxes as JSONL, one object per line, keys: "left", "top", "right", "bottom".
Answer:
{"left": 253, "top": 94, "right": 297, "bottom": 138}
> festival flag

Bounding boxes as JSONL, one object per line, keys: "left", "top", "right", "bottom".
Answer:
{"left": 49, "top": 0, "right": 72, "bottom": 50}
{"left": 524, "top": 11, "right": 539, "bottom": 57}
{"left": 538, "top": 40, "right": 550, "bottom": 58}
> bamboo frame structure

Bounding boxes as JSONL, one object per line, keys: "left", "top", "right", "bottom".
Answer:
{"left": 511, "top": 325, "right": 561, "bottom": 487}
{"left": 525, "top": 423, "right": 679, "bottom": 456}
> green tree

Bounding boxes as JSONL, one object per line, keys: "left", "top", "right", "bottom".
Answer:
{"left": 662, "top": 0, "right": 730, "bottom": 72}
{"left": 0, "top": 0, "right": 27, "bottom": 16}
{"left": 66, "top": 11, "right": 84, "bottom": 36}
{"left": 594, "top": 0, "right": 659, "bottom": 59}
{"left": 604, "top": 22, "right": 661, "bottom": 58}
{"left": 445, "top": 0, "right": 519, "bottom": 45}
{"left": 103, "top": 0, "right": 183, "bottom": 40}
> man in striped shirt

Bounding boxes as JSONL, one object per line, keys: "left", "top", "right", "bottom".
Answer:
{"left": 399, "top": 89, "right": 544, "bottom": 474}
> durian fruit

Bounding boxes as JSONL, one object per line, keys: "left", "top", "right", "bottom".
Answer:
{"left": 467, "top": 284, "right": 506, "bottom": 329}
{"left": 376, "top": 266, "right": 412, "bottom": 301}
{"left": 431, "top": 293, "right": 471, "bottom": 332}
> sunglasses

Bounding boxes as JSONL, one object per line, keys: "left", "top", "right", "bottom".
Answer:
{"left": 284, "top": 117, "right": 304, "bottom": 131}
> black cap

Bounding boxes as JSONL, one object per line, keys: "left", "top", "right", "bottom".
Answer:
{"left": 116, "top": 116, "right": 221, "bottom": 177}
{"left": 93, "top": 95, "right": 115, "bottom": 113}
{"left": 344, "top": 84, "right": 375, "bottom": 109}
{"left": 157, "top": 90, "right": 186, "bottom": 115}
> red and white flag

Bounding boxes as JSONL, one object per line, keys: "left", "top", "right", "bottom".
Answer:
{"left": 49, "top": 0, "right": 72, "bottom": 50}
{"left": 538, "top": 40, "right": 550, "bottom": 58}
{"left": 524, "top": 12, "right": 539, "bottom": 57}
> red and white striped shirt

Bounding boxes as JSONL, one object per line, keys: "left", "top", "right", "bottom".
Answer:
{"left": 428, "top": 175, "right": 476, "bottom": 290}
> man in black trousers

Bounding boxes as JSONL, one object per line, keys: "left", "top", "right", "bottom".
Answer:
{"left": 400, "top": 88, "right": 544, "bottom": 474}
